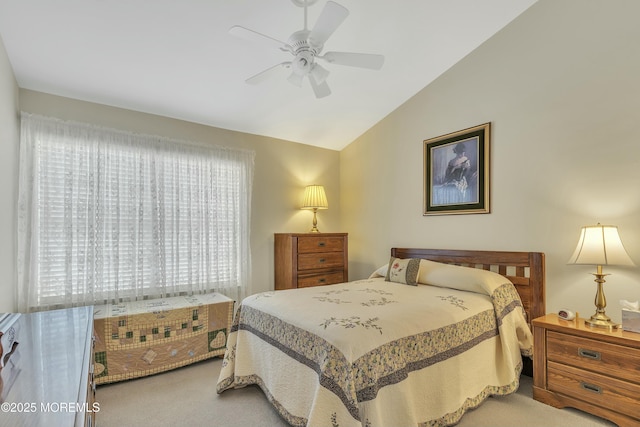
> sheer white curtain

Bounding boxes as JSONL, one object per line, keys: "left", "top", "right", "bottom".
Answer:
{"left": 18, "top": 113, "right": 254, "bottom": 312}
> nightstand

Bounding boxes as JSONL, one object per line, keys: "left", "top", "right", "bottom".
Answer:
{"left": 274, "top": 233, "right": 348, "bottom": 290}
{"left": 532, "top": 314, "right": 640, "bottom": 426}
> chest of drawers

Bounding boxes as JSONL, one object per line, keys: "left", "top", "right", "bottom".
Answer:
{"left": 274, "top": 233, "right": 348, "bottom": 290}
{"left": 532, "top": 314, "right": 640, "bottom": 426}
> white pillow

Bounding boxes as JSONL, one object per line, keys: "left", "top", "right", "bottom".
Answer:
{"left": 368, "top": 264, "right": 389, "bottom": 279}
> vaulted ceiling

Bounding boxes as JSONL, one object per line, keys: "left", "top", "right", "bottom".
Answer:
{"left": 0, "top": 0, "right": 537, "bottom": 150}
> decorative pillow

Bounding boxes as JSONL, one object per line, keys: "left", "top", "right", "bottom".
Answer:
{"left": 385, "top": 257, "right": 421, "bottom": 286}
{"left": 368, "top": 264, "right": 389, "bottom": 279}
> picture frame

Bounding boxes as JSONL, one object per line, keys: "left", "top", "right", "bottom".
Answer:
{"left": 423, "top": 123, "right": 490, "bottom": 215}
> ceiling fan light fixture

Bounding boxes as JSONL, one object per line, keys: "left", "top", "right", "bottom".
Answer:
{"left": 293, "top": 51, "right": 313, "bottom": 74}
{"left": 309, "top": 74, "right": 331, "bottom": 99}
{"left": 310, "top": 63, "right": 330, "bottom": 85}
{"left": 287, "top": 71, "right": 305, "bottom": 87}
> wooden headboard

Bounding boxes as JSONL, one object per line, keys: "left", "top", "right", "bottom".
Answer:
{"left": 390, "top": 248, "right": 546, "bottom": 325}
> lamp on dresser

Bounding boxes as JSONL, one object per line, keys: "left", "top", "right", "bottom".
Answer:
{"left": 567, "top": 223, "right": 635, "bottom": 329}
{"left": 301, "top": 184, "right": 328, "bottom": 233}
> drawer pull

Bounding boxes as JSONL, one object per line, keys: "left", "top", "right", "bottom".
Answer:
{"left": 318, "top": 278, "right": 326, "bottom": 283}
{"left": 578, "top": 348, "right": 601, "bottom": 361}
{"left": 580, "top": 382, "right": 602, "bottom": 394}
{"left": 319, "top": 258, "right": 326, "bottom": 263}
{"left": 318, "top": 242, "right": 326, "bottom": 247}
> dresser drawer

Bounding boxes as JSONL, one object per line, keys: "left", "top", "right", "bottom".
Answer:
{"left": 547, "top": 331, "right": 640, "bottom": 384}
{"left": 298, "top": 236, "right": 345, "bottom": 253}
{"left": 548, "top": 361, "right": 640, "bottom": 419}
{"left": 298, "top": 271, "right": 346, "bottom": 288}
{"left": 298, "top": 252, "right": 345, "bottom": 270}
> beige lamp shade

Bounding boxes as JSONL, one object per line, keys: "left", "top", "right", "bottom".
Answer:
{"left": 567, "top": 224, "right": 634, "bottom": 267}
{"left": 301, "top": 185, "right": 328, "bottom": 210}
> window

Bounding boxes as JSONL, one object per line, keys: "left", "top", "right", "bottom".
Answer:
{"left": 18, "top": 113, "right": 254, "bottom": 311}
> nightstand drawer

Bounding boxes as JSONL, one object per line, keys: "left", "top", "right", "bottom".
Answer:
{"left": 298, "top": 252, "right": 345, "bottom": 270}
{"left": 298, "top": 271, "right": 346, "bottom": 288}
{"left": 547, "top": 331, "right": 640, "bottom": 384}
{"left": 548, "top": 361, "right": 640, "bottom": 419}
{"left": 298, "top": 236, "right": 345, "bottom": 253}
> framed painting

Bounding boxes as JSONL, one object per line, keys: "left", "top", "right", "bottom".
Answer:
{"left": 423, "top": 123, "right": 490, "bottom": 215}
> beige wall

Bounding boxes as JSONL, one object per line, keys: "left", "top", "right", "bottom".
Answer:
{"left": 17, "top": 90, "right": 342, "bottom": 305}
{"left": 341, "top": 0, "right": 640, "bottom": 323}
{"left": 0, "top": 34, "right": 19, "bottom": 313}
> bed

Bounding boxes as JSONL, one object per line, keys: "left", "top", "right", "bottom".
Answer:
{"left": 217, "top": 248, "right": 545, "bottom": 427}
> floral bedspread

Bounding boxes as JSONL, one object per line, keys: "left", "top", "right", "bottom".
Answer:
{"left": 217, "top": 273, "right": 532, "bottom": 427}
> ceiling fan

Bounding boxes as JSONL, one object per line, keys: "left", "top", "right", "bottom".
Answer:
{"left": 229, "top": 0, "right": 385, "bottom": 98}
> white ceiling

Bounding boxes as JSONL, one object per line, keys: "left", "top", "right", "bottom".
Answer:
{"left": 0, "top": 0, "right": 536, "bottom": 150}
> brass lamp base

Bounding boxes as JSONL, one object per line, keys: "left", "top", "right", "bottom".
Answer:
{"left": 584, "top": 313, "right": 620, "bottom": 329}
{"left": 309, "top": 208, "right": 320, "bottom": 233}
{"left": 584, "top": 267, "right": 620, "bottom": 329}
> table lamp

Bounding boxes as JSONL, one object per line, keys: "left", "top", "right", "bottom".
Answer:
{"left": 301, "top": 185, "right": 328, "bottom": 233}
{"left": 567, "top": 223, "right": 635, "bottom": 328}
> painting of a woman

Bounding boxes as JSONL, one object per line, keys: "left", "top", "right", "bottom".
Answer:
{"left": 423, "top": 122, "right": 490, "bottom": 215}
{"left": 431, "top": 138, "right": 479, "bottom": 206}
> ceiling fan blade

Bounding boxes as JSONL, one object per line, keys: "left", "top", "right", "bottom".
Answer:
{"left": 309, "top": 73, "right": 331, "bottom": 98}
{"left": 229, "top": 25, "right": 292, "bottom": 53}
{"left": 308, "top": 1, "right": 349, "bottom": 49}
{"left": 246, "top": 62, "right": 292, "bottom": 85}
{"left": 320, "top": 52, "right": 385, "bottom": 70}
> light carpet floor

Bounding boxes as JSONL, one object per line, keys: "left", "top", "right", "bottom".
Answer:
{"left": 95, "top": 358, "right": 616, "bottom": 427}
